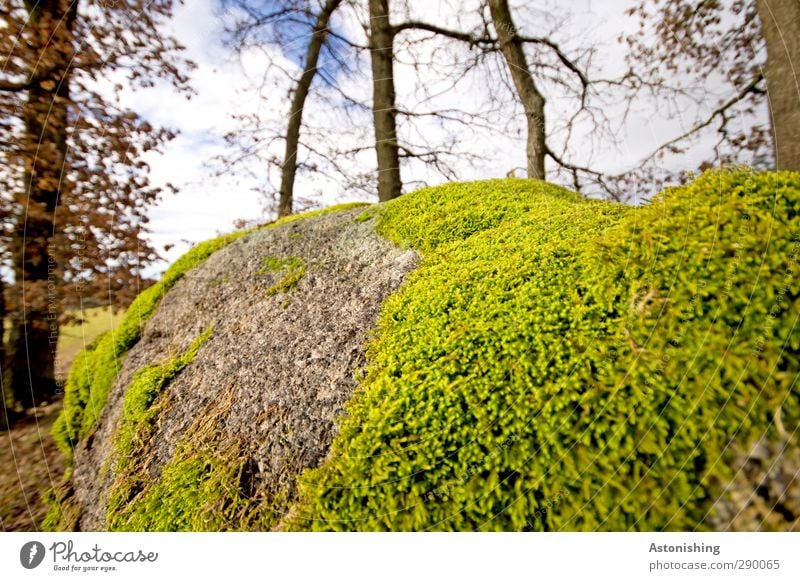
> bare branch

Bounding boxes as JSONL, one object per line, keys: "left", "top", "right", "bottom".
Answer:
{"left": 0, "top": 78, "right": 30, "bottom": 92}
{"left": 636, "top": 72, "right": 765, "bottom": 168}
{"left": 392, "top": 21, "right": 490, "bottom": 47}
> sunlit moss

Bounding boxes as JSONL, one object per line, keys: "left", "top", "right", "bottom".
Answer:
{"left": 105, "top": 327, "right": 213, "bottom": 530}
{"left": 50, "top": 173, "right": 800, "bottom": 532}
{"left": 288, "top": 170, "right": 800, "bottom": 531}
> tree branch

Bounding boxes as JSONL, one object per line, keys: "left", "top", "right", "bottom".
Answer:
{"left": 0, "top": 78, "right": 31, "bottom": 92}
{"left": 636, "top": 72, "right": 765, "bottom": 167}
{"left": 392, "top": 21, "right": 491, "bottom": 48}
{"left": 518, "top": 35, "right": 589, "bottom": 104}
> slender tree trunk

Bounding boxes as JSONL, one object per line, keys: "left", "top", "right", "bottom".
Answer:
{"left": 488, "top": 0, "right": 546, "bottom": 180}
{"left": 1, "top": 276, "right": 9, "bottom": 430}
{"left": 756, "top": 0, "right": 800, "bottom": 171}
{"left": 278, "top": 0, "right": 342, "bottom": 218}
{"left": 368, "top": 0, "right": 402, "bottom": 201}
{"left": 8, "top": 0, "right": 76, "bottom": 409}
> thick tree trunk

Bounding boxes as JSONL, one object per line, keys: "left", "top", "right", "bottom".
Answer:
{"left": 488, "top": 0, "right": 546, "bottom": 180}
{"left": 8, "top": 0, "right": 76, "bottom": 409}
{"left": 368, "top": 0, "right": 402, "bottom": 202}
{"left": 756, "top": 0, "right": 800, "bottom": 171}
{"left": 278, "top": 0, "right": 342, "bottom": 218}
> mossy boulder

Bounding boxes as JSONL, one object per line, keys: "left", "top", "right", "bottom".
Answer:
{"left": 48, "top": 170, "right": 800, "bottom": 531}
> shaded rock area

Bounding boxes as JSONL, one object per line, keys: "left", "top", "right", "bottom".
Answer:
{"left": 709, "top": 434, "right": 800, "bottom": 531}
{"left": 69, "top": 208, "right": 417, "bottom": 530}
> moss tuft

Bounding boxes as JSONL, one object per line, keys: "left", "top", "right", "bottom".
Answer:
{"left": 108, "top": 380, "right": 278, "bottom": 531}
{"left": 354, "top": 207, "right": 380, "bottom": 223}
{"left": 287, "top": 171, "right": 800, "bottom": 531}
{"left": 105, "top": 327, "right": 213, "bottom": 529}
{"left": 109, "top": 440, "right": 279, "bottom": 531}
{"left": 40, "top": 471, "right": 80, "bottom": 532}
{"left": 260, "top": 256, "right": 307, "bottom": 295}
{"left": 271, "top": 202, "right": 370, "bottom": 228}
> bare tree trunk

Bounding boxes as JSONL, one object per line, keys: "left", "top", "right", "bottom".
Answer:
{"left": 8, "top": 0, "right": 76, "bottom": 409}
{"left": 756, "top": 0, "right": 800, "bottom": 171}
{"left": 488, "top": 0, "right": 546, "bottom": 180}
{"left": 368, "top": 0, "right": 402, "bottom": 201}
{"left": 1, "top": 276, "right": 9, "bottom": 430}
{"left": 278, "top": 0, "right": 342, "bottom": 218}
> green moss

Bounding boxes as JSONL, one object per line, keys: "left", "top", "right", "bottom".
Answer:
{"left": 41, "top": 500, "right": 62, "bottom": 532}
{"left": 260, "top": 256, "right": 307, "bottom": 295}
{"left": 259, "top": 256, "right": 302, "bottom": 274}
{"left": 108, "top": 438, "right": 278, "bottom": 531}
{"left": 272, "top": 202, "right": 370, "bottom": 228}
{"left": 40, "top": 469, "right": 80, "bottom": 532}
{"left": 48, "top": 174, "right": 800, "bottom": 532}
{"left": 354, "top": 207, "right": 380, "bottom": 223}
{"left": 108, "top": 374, "right": 278, "bottom": 531}
{"left": 105, "top": 327, "right": 213, "bottom": 529}
{"left": 287, "top": 171, "right": 800, "bottom": 531}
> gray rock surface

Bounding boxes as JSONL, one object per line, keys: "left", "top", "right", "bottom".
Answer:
{"left": 69, "top": 208, "right": 418, "bottom": 530}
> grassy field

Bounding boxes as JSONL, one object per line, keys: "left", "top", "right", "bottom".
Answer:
{"left": 56, "top": 306, "right": 118, "bottom": 377}
{"left": 2, "top": 305, "right": 117, "bottom": 378}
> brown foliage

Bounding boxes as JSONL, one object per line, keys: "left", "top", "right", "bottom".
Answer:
{"left": 623, "top": 0, "right": 772, "bottom": 171}
{"left": 0, "top": 0, "right": 192, "bottom": 409}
